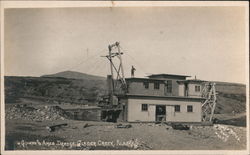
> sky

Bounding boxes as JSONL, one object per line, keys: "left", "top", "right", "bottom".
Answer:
{"left": 4, "top": 6, "right": 247, "bottom": 84}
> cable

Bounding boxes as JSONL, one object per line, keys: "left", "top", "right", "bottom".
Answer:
{"left": 123, "top": 54, "right": 146, "bottom": 77}
{"left": 67, "top": 49, "right": 107, "bottom": 71}
{"left": 120, "top": 46, "right": 148, "bottom": 76}
{"left": 84, "top": 57, "right": 103, "bottom": 74}
{"left": 87, "top": 58, "right": 105, "bottom": 74}
{"left": 88, "top": 57, "right": 109, "bottom": 76}
{"left": 92, "top": 59, "right": 109, "bottom": 76}
{"left": 127, "top": 53, "right": 148, "bottom": 74}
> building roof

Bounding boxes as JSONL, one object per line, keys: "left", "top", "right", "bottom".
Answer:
{"left": 125, "top": 77, "right": 165, "bottom": 82}
{"left": 123, "top": 94, "right": 205, "bottom": 102}
{"left": 147, "top": 74, "right": 191, "bottom": 78}
{"left": 177, "top": 79, "right": 207, "bottom": 84}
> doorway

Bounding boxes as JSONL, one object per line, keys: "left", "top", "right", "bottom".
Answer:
{"left": 155, "top": 105, "right": 166, "bottom": 122}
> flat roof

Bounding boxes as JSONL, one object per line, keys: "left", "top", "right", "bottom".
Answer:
{"left": 177, "top": 79, "right": 207, "bottom": 84}
{"left": 148, "top": 74, "right": 191, "bottom": 78}
{"left": 123, "top": 94, "right": 205, "bottom": 102}
{"left": 125, "top": 77, "right": 165, "bottom": 82}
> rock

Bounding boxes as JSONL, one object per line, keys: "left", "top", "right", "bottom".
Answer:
{"left": 83, "top": 123, "right": 89, "bottom": 128}
{"left": 171, "top": 124, "right": 190, "bottom": 130}
{"left": 46, "top": 123, "right": 68, "bottom": 132}
{"left": 115, "top": 124, "right": 132, "bottom": 128}
{"left": 6, "top": 105, "right": 68, "bottom": 121}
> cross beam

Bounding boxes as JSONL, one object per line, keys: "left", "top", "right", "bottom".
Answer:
{"left": 201, "top": 83, "right": 217, "bottom": 122}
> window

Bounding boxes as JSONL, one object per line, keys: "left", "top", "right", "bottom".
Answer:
{"left": 141, "top": 104, "right": 148, "bottom": 111}
{"left": 143, "top": 82, "right": 149, "bottom": 89}
{"left": 195, "top": 85, "right": 201, "bottom": 92}
{"left": 167, "top": 80, "right": 172, "bottom": 93}
{"left": 174, "top": 105, "right": 180, "bottom": 112}
{"left": 154, "top": 82, "right": 160, "bottom": 89}
{"left": 187, "top": 105, "right": 193, "bottom": 112}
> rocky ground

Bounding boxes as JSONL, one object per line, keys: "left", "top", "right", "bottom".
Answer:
{"left": 6, "top": 104, "right": 69, "bottom": 121}
{"left": 5, "top": 103, "right": 247, "bottom": 150}
{"left": 4, "top": 75, "right": 247, "bottom": 151}
{"left": 5, "top": 120, "right": 246, "bottom": 150}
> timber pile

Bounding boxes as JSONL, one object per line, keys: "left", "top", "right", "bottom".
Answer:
{"left": 6, "top": 104, "right": 69, "bottom": 121}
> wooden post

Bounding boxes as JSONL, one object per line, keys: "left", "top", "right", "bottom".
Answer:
{"left": 116, "top": 42, "right": 126, "bottom": 88}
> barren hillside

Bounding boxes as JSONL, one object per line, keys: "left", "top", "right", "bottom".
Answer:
{"left": 214, "top": 81, "right": 246, "bottom": 114}
{"left": 4, "top": 71, "right": 246, "bottom": 114}
{"left": 5, "top": 74, "right": 107, "bottom": 105}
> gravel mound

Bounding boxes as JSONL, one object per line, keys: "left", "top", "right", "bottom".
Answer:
{"left": 6, "top": 104, "right": 69, "bottom": 121}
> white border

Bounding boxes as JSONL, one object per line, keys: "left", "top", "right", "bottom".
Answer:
{"left": 244, "top": 3, "right": 249, "bottom": 154}
{"left": 0, "top": 1, "right": 248, "bottom": 8}
{"left": 0, "top": 1, "right": 249, "bottom": 155}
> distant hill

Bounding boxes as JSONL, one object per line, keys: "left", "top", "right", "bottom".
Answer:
{"left": 212, "top": 81, "right": 246, "bottom": 114}
{"left": 4, "top": 72, "right": 246, "bottom": 114}
{"left": 5, "top": 75, "right": 107, "bottom": 105}
{"left": 213, "top": 81, "right": 246, "bottom": 94}
{"left": 41, "top": 71, "right": 106, "bottom": 81}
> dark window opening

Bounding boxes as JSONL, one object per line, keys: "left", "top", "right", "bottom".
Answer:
{"left": 195, "top": 85, "right": 201, "bottom": 92}
{"left": 174, "top": 105, "right": 180, "bottom": 112}
{"left": 141, "top": 104, "right": 148, "bottom": 111}
{"left": 154, "top": 82, "right": 160, "bottom": 89}
{"left": 73, "top": 112, "right": 78, "bottom": 120}
{"left": 143, "top": 82, "right": 149, "bottom": 89}
{"left": 187, "top": 105, "right": 193, "bottom": 112}
{"left": 167, "top": 80, "right": 172, "bottom": 93}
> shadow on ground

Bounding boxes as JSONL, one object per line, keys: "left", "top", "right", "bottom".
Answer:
{"left": 214, "top": 116, "right": 246, "bottom": 127}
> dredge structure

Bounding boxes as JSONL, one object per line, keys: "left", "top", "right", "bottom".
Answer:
{"left": 100, "top": 41, "right": 217, "bottom": 123}
{"left": 201, "top": 83, "right": 217, "bottom": 122}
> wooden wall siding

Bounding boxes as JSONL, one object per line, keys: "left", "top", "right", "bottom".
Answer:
{"left": 127, "top": 98, "right": 202, "bottom": 122}
{"left": 127, "top": 81, "right": 165, "bottom": 96}
{"left": 188, "top": 83, "right": 203, "bottom": 97}
{"left": 164, "top": 79, "right": 180, "bottom": 96}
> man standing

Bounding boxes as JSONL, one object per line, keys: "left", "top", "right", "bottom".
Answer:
{"left": 131, "top": 65, "right": 136, "bottom": 77}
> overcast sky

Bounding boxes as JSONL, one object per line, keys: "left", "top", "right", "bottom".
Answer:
{"left": 4, "top": 6, "right": 247, "bottom": 84}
